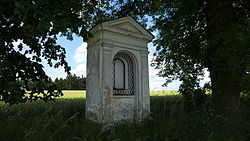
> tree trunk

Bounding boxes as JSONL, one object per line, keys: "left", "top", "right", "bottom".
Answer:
{"left": 210, "top": 67, "right": 241, "bottom": 114}
{"left": 206, "top": 0, "right": 241, "bottom": 114}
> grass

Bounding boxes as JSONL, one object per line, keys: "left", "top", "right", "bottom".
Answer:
{"left": 58, "top": 90, "right": 86, "bottom": 99}
{"left": 150, "top": 90, "right": 179, "bottom": 96}
{"left": 58, "top": 90, "right": 179, "bottom": 98}
{"left": 0, "top": 90, "right": 249, "bottom": 141}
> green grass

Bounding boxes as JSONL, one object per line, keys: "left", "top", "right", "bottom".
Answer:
{"left": 0, "top": 90, "right": 249, "bottom": 141}
{"left": 58, "top": 90, "right": 179, "bottom": 98}
{"left": 150, "top": 90, "right": 179, "bottom": 96}
{"left": 58, "top": 90, "right": 86, "bottom": 99}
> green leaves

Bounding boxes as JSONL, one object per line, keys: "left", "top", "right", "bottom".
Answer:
{"left": 149, "top": 0, "right": 250, "bottom": 111}
{"left": 0, "top": 0, "right": 114, "bottom": 104}
{"left": 2, "top": 0, "right": 248, "bottom": 107}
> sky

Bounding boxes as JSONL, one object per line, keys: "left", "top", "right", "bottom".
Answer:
{"left": 12, "top": 17, "right": 210, "bottom": 90}
{"left": 39, "top": 33, "right": 210, "bottom": 91}
{"left": 10, "top": 12, "right": 212, "bottom": 91}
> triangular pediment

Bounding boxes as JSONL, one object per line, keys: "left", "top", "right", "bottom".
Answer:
{"left": 113, "top": 22, "right": 143, "bottom": 34}
{"left": 91, "top": 16, "right": 154, "bottom": 41}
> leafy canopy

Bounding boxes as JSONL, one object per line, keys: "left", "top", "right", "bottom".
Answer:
{"left": 0, "top": 0, "right": 147, "bottom": 104}
{"left": 148, "top": 0, "right": 250, "bottom": 110}
{"left": 1, "top": 0, "right": 249, "bottom": 108}
{"left": 0, "top": 0, "right": 113, "bottom": 104}
{"left": 114, "top": 0, "right": 249, "bottom": 110}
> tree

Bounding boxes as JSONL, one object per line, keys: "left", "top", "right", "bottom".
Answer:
{"left": 0, "top": 0, "right": 111, "bottom": 104}
{"left": 64, "top": 74, "right": 80, "bottom": 90}
{"left": 147, "top": 0, "right": 250, "bottom": 113}
{"left": 2, "top": 0, "right": 249, "bottom": 112}
{"left": 79, "top": 76, "right": 87, "bottom": 90}
{"left": 0, "top": 0, "right": 149, "bottom": 104}
{"left": 54, "top": 75, "right": 86, "bottom": 90}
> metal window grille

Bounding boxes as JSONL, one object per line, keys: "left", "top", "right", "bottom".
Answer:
{"left": 113, "top": 52, "right": 134, "bottom": 95}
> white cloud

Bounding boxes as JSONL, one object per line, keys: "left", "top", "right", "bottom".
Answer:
{"left": 147, "top": 56, "right": 211, "bottom": 90}
{"left": 148, "top": 56, "right": 178, "bottom": 90}
{"left": 47, "top": 71, "right": 67, "bottom": 81}
{"left": 148, "top": 55, "right": 154, "bottom": 63}
{"left": 71, "top": 63, "right": 86, "bottom": 77}
{"left": 56, "top": 67, "right": 65, "bottom": 73}
{"left": 148, "top": 56, "right": 159, "bottom": 77}
{"left": 149, "top": 70, "right": 180, "bottom": 90}
{"left": 46, "top": 64, "right": 86, "bottom": 81}
{"left": 199, "top": 68, "right": 210, "bottom": 83}
{"left": 71, "top": 42, "right": 87, "bottom": 77}
{"left": 199, "top": 68, "right": 211, "bottom": 87}
{"left": 12, "top": 39, "right": 24, "bottom": 47}
{"left": 148, "top": 62, "right": 211, "bottom": 90}
{"left": 74, "top": 42, "right": 87, "bottom": 63}
{"left": 12, "top": 39, "right": 29, "bottom": 53}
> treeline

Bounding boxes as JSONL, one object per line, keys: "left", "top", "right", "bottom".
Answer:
{"left": 16, "top": 74, "right": 86, "bottom": 91}
{"left": 54, "top": 74, "right": 86, "bottom": 90}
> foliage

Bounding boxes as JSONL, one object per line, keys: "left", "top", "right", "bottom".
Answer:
{"left": 1, "top": 0, "right": 249, "bottom": 112}
{"left": 0, "top": 0, "right": 112, "bottom": 104}
{"left": 145, "top": 0, "right": 250, "bottom": 111}
{"left": 54, "top": 75, "right": 86, "bottom": 90}
{"left": 109, "top": 0, "right": 250, "bottom": 111}
{"left": 0, "top": 91, "right": 249, "bottom": 141}
{"left": 0, "top": 0, "right": 150, "bottom": 104}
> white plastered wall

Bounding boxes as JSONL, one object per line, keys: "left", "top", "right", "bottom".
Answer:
{"left": 86, "top": 16, "right": 153, "bottom": 124}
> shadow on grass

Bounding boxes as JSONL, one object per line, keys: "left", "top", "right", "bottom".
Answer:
{"left": 0, "top": 98, "right": 102, "bottom": 141}
{"left": 0, "top": 95, "right": 249, "bottom": 141}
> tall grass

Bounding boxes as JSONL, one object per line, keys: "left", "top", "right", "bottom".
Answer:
{"left": 150, "top": 90, "right": 179, "bottom": 96}
{"left": 58, "top": 90, "right": 86, "bottom": 99}
{"left": 0, "top": 91, "right": 249, "bottom": 141}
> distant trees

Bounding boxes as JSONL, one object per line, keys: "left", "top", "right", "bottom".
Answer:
{"left": 15, "top": 74, "right": 86, "bottom": 91}
{"left": 54, "top": 75, "right": 86, "bottom": 90}
{"left": 0, "top": 0, "right": 111, "bottom": 104}
{"left": 2, "top": 0, "right": 249, "bottom": 112}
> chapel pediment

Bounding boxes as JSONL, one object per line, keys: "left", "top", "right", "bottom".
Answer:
{"left": 112, "top": 22, "right": 143, "bottom": 34}
{"left": 91, "top": 16, "right": 154, "bottom": 41}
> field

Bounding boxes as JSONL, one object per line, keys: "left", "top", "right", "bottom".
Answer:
{"left": 0, "top": 90, "right": 249, "bottom": 141}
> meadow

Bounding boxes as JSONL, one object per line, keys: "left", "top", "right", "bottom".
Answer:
{"left": 0, "top": 90, "right": 249, "bottom": 141}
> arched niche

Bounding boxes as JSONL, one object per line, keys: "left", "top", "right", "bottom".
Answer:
{"left": 113, "top": 52, "right": 136, "bottom": 95}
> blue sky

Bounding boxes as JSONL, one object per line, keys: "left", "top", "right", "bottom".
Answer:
{"left": 13, "top": 19, "right": 210, "bottom": 90}
{"left": 13, "top": 34, "right": 210, "bottom": 90}
{"left": 10, "top": 14, "right": 211, "bottom": 90}
{"left": 37, "top": 33, "right": 210, "bottom": 90}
